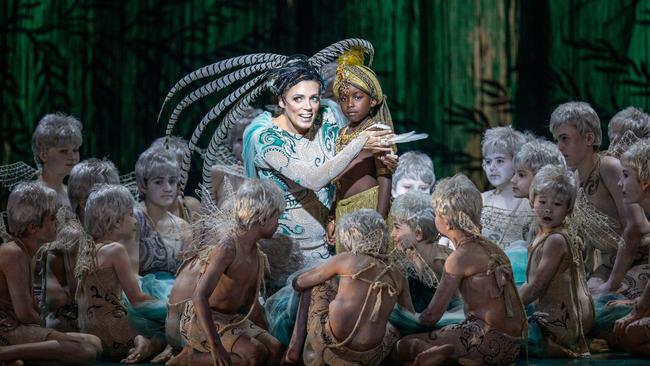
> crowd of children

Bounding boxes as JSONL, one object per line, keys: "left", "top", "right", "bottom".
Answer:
{"left": 2, "top": 40, "right": 650, "bottom": 366}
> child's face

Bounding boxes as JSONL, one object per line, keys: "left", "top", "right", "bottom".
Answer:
{"left": 532, "top": 193, "right": 569, "bottom": 230}
{"left": 142, "top": 174, "right": 178, "bottom": 208}
{"left": 115, "top": 208, "right": 137, "bottom": 241}
{"left": 391, "top": 220, "right": 419, "bottom": 249}
{"left": 40, "top": 143, "right": 80, "bottom": 176}
{"left": 552, "top": 124, "right": 593, "bottom": 169}
{"left": 619, "top": 165, "right": 647, "bottom": 204}
{"left": 392, "top": 178, "right": 430, "bottom": 198}
{"left": 34, "top": 212, "right": 57, "bottom": 243}
{"left": 338, "top": 84, "right": 377, "bottom": 125}
{"left": 511, "top": 168, "right": 534, "bottom": 198}
{"left": 260, "top": 210, "right": 281, "bottom": 238}
{"left": 482, "top": 153, "right": 514, "bottom": 188}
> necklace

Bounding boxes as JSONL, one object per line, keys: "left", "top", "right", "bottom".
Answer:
{"left": 336, "top": 117, "right": 375, "bottom": 153}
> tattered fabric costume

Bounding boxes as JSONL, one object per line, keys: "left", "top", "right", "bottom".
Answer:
{"left": 303, "top": 259, "right": 402, "bottom": 366}
{"left": 569, "top": 156, "right": 650, "bottom": 299}
{"left": 526, "top": 227, "right": 593, "bottom": 357}
{"left": 180, "top": 244, "right": 270, "bottom": 353}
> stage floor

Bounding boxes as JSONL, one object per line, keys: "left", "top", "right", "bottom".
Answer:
{"left": 94, "top": 353, "right": 648, "bottom": 366}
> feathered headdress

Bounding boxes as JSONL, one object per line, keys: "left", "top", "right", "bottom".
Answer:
{"left": 156, "top": 39, "right": 375, "bottom": 193}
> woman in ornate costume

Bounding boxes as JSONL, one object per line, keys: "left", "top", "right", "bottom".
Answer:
{"left": 155, "top": 39, "right": 392, "bottom": 266}
{"left": 242, "top": 56, "right": 393, "bottom": 265}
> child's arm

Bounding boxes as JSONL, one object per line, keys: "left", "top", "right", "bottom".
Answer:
{"left": 595, "top": 157, "right": 641, "bottom": 293}
{"left": 294, "top": 255, "right": 345, "bottom": 291}
{"left": 519, "top": 233, "right": 566, "bottom": 305}
{"left": 192, "top": 241, "right": 236, "bottom": 365}
{"left": 397, "top": 275, "right": 415, "bottom": 313}
{"left": 106, "top": 243, "right": 153, "bottom": 304}
{"left": 602, "top": 199, "right": 644, "bottom": 293}
{"left": 44, "top": 252, "right": 71, "bottom": 310}
{"left": 419, "top": 253, "right": 463, "bottom": 325}
{"left": 3, "top": 246, "right": 41, "bottom": 324}
{"left": 374, "top": 155, "right": 391, "bottom": 217}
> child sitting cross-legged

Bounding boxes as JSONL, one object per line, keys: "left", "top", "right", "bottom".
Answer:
{"left": 0, "top": 182, "right": 101, "bottom": 365}
{"left": 519, "top": 164, "right": 594, "bottom": 357}
{"left": 76, "top": 184, "right": 165, "bottom": 363}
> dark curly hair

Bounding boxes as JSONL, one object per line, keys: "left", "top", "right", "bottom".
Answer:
{"left": 267, "top": 55, "right": 325, "bottom": 97}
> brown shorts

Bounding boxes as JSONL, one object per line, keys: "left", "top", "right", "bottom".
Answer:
{"left": 180, "top": 302, "right": 266, "bottom": 353}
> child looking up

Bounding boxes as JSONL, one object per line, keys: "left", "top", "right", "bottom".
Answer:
{"left": 519, "top": 165, "right": 594, "bottom": 357}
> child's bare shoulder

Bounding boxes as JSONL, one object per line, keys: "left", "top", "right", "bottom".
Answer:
{"left": 207, "top": 236, "right": 237, "bottom": 260}
{"left": 96, "top": 241, "right": 127, "bottom": 255}
{"left": 0, "top": 242, "right": 28, "bottom": 264}
{"left": 599, "top": 155, "right": 623, "bottom": 174}
{"left": 541, "top": 232, "right": 569, "bottom": 253}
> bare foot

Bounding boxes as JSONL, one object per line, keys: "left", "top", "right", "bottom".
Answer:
{"left": 589, "top": 338, "right": 610, "bottom": 353}
{"left": 166, "top": 346, "right": 193, "bottom": 366}
{"left": 412, "top": 344, "right": 454, "bottom": 366}
{"left": 151, "top": 344, "right": 175, "bottom": 363}
{"left": 121, "top": 335, "right": 158, "bottom": 364}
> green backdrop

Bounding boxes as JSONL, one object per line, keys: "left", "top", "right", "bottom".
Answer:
{"left": 2, "top": 0, "right": 650, "bottom": 192}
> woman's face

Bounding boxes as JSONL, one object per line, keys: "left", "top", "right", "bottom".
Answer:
{"left": 279, "top": 80, "right": 321, "bottom": 134}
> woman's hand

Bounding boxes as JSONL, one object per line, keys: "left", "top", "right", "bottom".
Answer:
{"left": 361, "top": 129, "right": 395, "bottom": 153}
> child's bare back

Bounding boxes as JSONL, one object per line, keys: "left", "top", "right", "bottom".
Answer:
{"left": 325, "top": 253, "right": 405, "bottom": 350}
{"left": 445, "top": 240, "right": 525, "bottom": 337}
